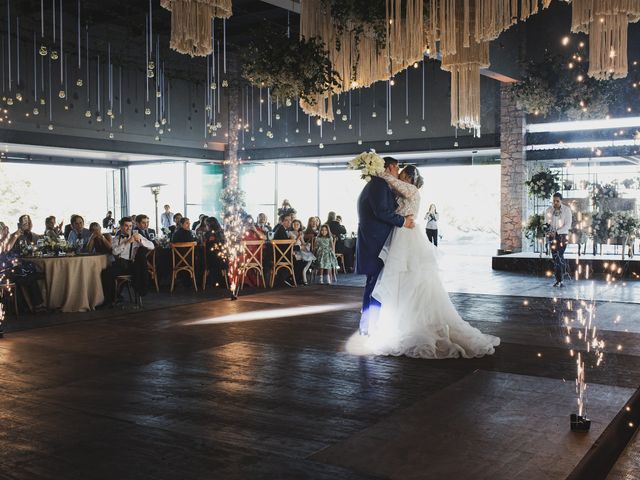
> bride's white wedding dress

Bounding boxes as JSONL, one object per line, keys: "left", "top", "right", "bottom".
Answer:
{"left": 367, "top": 173, "right": 500, "bottom": 359}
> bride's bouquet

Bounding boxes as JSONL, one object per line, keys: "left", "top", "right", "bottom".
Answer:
{"left": 348, "top": 150, "right": 385, "bottom": 182}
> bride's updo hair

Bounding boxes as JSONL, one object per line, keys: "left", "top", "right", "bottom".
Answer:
{"left": 401, "top": 165, "right": 424, "bottom": 189}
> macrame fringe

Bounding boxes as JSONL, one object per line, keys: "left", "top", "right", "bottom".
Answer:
{"left": 161, "top": 0, "right": 232, "bottom": 57}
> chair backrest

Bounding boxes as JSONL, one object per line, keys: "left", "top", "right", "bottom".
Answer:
{"left": 171, "top": 242, "right": 196, "bottom": 271}
{"left": 271, "top": 239, "right": 295, "bottom": 267}
{"left": 146, "top": 248, "right": 156, "bottom": 271}
{"left": 242, "top": 240, "right": 264, "bottom": 267}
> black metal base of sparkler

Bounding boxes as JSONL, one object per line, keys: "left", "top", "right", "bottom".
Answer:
{"left": 570, "top": 414, "right": 591, "bottom": 432}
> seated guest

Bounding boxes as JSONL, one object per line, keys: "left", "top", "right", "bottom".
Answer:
{"left": 326, "top": 211, "right": 353, "bottom": 272}
{"left": 102, "top": 211, "right": 115, "bottom": 231}
{"left": 171, "top": 217, "right": 196, "bottom": 243}
{"left": 192, "top": 214, "right": 207, "bottom": 231}
{"left": 134, "top": 214, "right": 156, "bottom": 242}
{"left": 304, "top": 216, "right": 319, "bottom": 243}
{"left": 100, "top": 217, "right": 154, "bottom": 305}
{"left": 168, "top": 213, "right": 183, "bottom": 237}
{"left": 0, "top": 222, "right": 46, "bottom": 312}
{"left": 272, "top": 214, "right": 296, "bottom": 287}
{"left": 256, "top": 213, "right": 272, "bottom": 236}
{"left": 67, "top": 215, "right": 92, "bottom": 248}
{"left": 86, "top": 222, "right": 112, "bottom": 254}
{"left": 44, "top": 216, "right": 63, "bottom": 239}
{"left": 9, "top": 215, "right": 41, "bottom": 253}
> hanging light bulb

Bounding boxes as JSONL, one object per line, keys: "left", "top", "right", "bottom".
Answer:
{"left": 284, "top": 137, "right": 289, "bottom": 143}
{"left": 107, "top": 109, "right": 113, "bottom": 117}
{"left": 154, "top": 121, "right": 160, "bottom": 128}
{"left": 336, "top": 109, "right": 342, "bottom": 115}
{"left": 421, "top": 125, "right": 426, "bottom": 132}
{"left": 48, "top": 124, "right": 54, "bottom": 130}
{"left": 15, "top": 93, "right": 22, "bottom": 102}
{"left": 211, "top": 82, "right": 217, "bottom": 90}
{"left": 316, "top": 118, "right": 322, "bottom": 126}
{"left": 155, "top": 135, "right": 160, "bottom": 141}
{"left": 33, "top": 107, "right": 39, "bottom": 115}
{"left": 387, "top": 128, "right": 393, "bottom": 135}
{"left": 372, "top": 111, "right": 377, "bottom": 118}
{"left": 161, "top": 118, "right": 167, "bottom": 125}
{"left": 357, "top": 139, "right": 363, "bottom": 145}
{"left": 148, "top": 61, "right": 155, "bottom": 70}
{"left": 50, "top": 50, "right": 59, "bottom": 60}
{"left": 39, "top": 45, "right": 48, "bottom": 56}
{"left": 158, "top": 128, "right": 164, "bottom": 134}
{"left": 147, "top": 69, "right": 154, "bottom": 78}
{"left": 285, "top": 98, "right": 292, "bottom": 107}
{"left": 96, "top": 113, "right": 103, "bottom": 122}
{"left": 76, "top": 78, "right": 83, "bottom": 87}
{"left": 319, "top": 143, "right": 324, "bottom": 149}
{"left": 85, "top": 109, "right": 92, "bottom": 118}
{"left": 404, "top": 118, "right": 410, "bottom": 124}
{"left": 250, "top": 136, "right": 255, "bottom": 141}
{"left": 6, "top": 98, "right": 13, "bottom": 106}
{"left": 144, "top": 107, "right": 151, "bottom": 115}
{"left": 222, "top": 80, "right": 229, "bottom": 88}
{"left": 40, "top": 98, "right": 46, "bottom": 105}
{"left": 341, "top": 114, "right": 347, "bottom": 121}
{"left": 109, "top": 132, "right": 114, "bottom": 139}
{"left": 258, "top": 127, "right": 263, "bottom": 133}
{"left": 307, "top": 138, "right": 312, "bottom": 143}
{"left": 295, "top": 128, "right": 299, "bottom": 133}
{"left": 275, "top": 113, "right": 280, "bottom": 120}
{"left": 58, "top": 90, "right": 66, "bottom": 99}
{"left": 348, "top": 124, "right": 353, "bottom": 130}
{"left": 332, "top": 135, "right": 337, "bottom": 141}
{"left": 156, "top": 90, "right": 161, "bottom": 98}
{"left": 385, "top": 140, "right": 390, "bottom": 145}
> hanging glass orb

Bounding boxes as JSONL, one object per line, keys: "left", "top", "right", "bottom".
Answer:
{"left": 50, "top": 50, "right": 59, "bottom": 60}
{"left": 161, "top": 118, "right": 167, "bottom": 125}
{"left": 250, "top": 136, "right": 255, "bottom": 141}
{"left": 211, "top": 82, "right": 217, "bottom": 90}
{"left": 222, "top": 80, "right": 229, "bottom": 88}
{"left": 421, "top": 125, "right": 426, "bottom": 132}
{"left": 332, "top": 135, "right": 337, "bottom": 141}
{"left": 357, "top": 139, "right": 363, "bottom": 145}
{"left": 307, "top": 138, "right": 312, "bottom": 143}
{"left": 6, "top": 98, "right": 13, "bottom": 105}
{"left": 147, "top": 69, "right": 154, "bottom": 78}
{"left": 158, "top": 128, "right": 164, "bottom": 134}
{"left": 275, "top": 113, "right": 280, "bottom": 120}
{"left": 284, "top": 137, "right": 289, "bottom": 143}
{"left": 107, "top": 109, "right": 113, "bottom": 117}
{"left": 154, "top": 121, "right": 160, "bottom": 128}
{"left": 216, "top": 122, "right": 222, "bottom": 128}
{"left": 205, "top": 105, "right": 212, "bottom": 112}
{"left": 258, "top": 127, "right": 263, "bottom": 133}
{"left": 119, "top": 124, "right": 124, "bottom": 130}
{"left": 148, "top": 61, "right": 155, "bottom": 71}
{"left": 266, "top": 131, "right": 273, "bottom": 138}
{"left": 15, "top": 93, "right": 22, "bottom": 102}
{"left": 385, "top": 140, "right": 390, "bottom": 145}
{"left": 155, "top": 135, "right": 160, "bottom": 141}
{"left": 144, "top": 107, "right": 151, "bottom": 115}
{"left": 58, "top": 90, "right": 66, "bottom": 99}
{"left": 348, "top": 124, "right": 353, "bottom": 130}
{"left": 295, "top": 128, "right": 299, "bottom": 133}
{"left": 1, "top": 97, "right": 5, "bottom": 101}
{"left": 64, "top": 104, "right": 69, "bottom": 111}
{"left": 156, "top": 90, "right": 161, "bottom": 98}
{"left": 33, "top": 107, "right": 39, "bottom": 115}
{"left": 48, "top": 123, "right": 54, "bottom": 130}
{"left": 285, "top": 98, "right": 292, "bottom": 107}
{"left": 39, "top": 45, "right": 48, "bottom": 56}
{"left": 76, "top": 78, "right": 83, "bottom": 87}
{"left": 387, "top": 128, "right": 393, "bottom": 135}
{"left": 336, "top": 109, "right": 341, "bottom": 115}
{"left": 40, "top": 98, "right": 46, "bottom": 105}
{"left": 96, "top": 113, "right": 103, "bottom": 122}
{"left": 319, "top": 143, "right": 324, "bottom": 149}
{"left": 341, "top": 114, "right": 347, "bottom": 121}
{"left": 404, "top": 118, "right": 410, "bottom": 124}
{"left": 372, "top": 111, "right": 377, "bottom": 118}
{"left": 109, "top": 132, "right": 114, "bottom": 139}
{"left": 85, "top": 109, "right": 92, "bottom": 118}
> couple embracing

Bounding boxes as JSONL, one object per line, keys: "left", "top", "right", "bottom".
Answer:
{"left": 356, "top": 156, "right": 499, "bottom": 359}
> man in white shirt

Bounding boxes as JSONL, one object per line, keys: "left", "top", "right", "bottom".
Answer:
{"left": 160, "top": 204, "right": 173, "bottom": 231}
{"left": 100, "top": 216, "right": 155, "bottom": 305}
{"left": 545, "top": 192, "right": 572, "bottom": 287}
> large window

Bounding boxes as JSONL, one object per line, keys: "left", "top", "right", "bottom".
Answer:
{"left": 0, "top": 162, "right": 119, "bottom": 233}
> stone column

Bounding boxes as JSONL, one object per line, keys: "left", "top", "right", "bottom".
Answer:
{"left": 499, "top": 83, "right": 526, "bottom": 253}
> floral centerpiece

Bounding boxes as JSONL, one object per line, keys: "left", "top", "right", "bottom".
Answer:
{"left": 590, "top": 210, "right": 615, "bottom": 244}
{"left": 525, "top": 169, "right": 561, "bottom": 199}
{"left": 523, "top": 213, "right": 546, "bottom": 243}
{"left": 41, "top": 236, "right": 68, "bottom": 255}
{"left": 348, "top": 150, "right": 385, "bottom": 182}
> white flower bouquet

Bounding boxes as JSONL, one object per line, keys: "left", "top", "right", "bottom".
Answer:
{"left": 348, "top": 150, "right": 385, "bottom": 182}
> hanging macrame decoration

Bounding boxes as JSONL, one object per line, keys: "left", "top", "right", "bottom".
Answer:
{"left": 440, "top": 0, "right": 490, "bottom": 136}
{"left": 568, "top": 0, "right": 640, "bottom": 79}
{"left": 160, "top": 0, "right": 232, "bottom": 57}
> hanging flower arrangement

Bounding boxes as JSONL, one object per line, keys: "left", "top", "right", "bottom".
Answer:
{"left": 242, "top": 30, "right": 341, "bottom": 106}
{"left": 525, "top": 169, "right": 561, "bottom": 199}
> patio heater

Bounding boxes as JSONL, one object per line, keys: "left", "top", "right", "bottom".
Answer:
{"left": 142, "top": 183, "right": 167, "bottom": 234}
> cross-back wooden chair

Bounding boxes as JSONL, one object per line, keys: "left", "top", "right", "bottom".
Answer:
{"left": 240, "top": 240, "right": 266, "bottom": 290}
{"left": 170, "top": 241, "right": 198, "bottom": 293}
{"left": 333, "top": 235, "right": 346, "bottom": 274}
{"left": 146, "top": 249, "right": 159, "bottom": 293}
{"left": 270, "top": 239, "right": 297, "bottom": 288}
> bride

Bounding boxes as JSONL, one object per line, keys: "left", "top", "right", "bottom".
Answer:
{"left": 366, "top": 165, "right": 500, "bottom": 359}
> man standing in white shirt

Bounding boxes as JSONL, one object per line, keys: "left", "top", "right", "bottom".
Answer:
{"left": 545, "top": 192, "right": 572, "bottom": 287}
{"left": 100, "top": 216, "right": 155, "bottom": 305}
{"left": 161, "top": 204, "right": 173, "bottom": 231}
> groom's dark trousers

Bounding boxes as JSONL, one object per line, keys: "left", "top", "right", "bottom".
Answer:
{"left": 356, "top": 176, "right": 405, "bottom": 335}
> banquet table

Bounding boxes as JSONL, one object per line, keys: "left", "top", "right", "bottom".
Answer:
{"left": 27, "top": 254, "right": 109, "bottom": 312}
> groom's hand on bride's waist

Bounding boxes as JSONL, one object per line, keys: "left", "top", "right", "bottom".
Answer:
{"left": 403, "top": 216, "right": 415, "bottom": 229}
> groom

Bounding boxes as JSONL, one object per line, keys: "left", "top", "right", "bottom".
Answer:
{"left": 356, "top": 156, "right": 415, "bottom": 335}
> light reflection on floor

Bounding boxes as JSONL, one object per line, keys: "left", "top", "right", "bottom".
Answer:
{"left": 184, "top": 302, "right": 362, "bottom": 325}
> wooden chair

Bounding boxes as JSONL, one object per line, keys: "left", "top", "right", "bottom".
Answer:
{"left": 240, "top": 240, "right": 266, "bottom": 290}
{"left": 146, "top": 249, "right": 159, "bottom": 293}
{"left": 201, "top": 244, "right": 208, "bottom": 291}
{"left": 114, "top": 275, "right": 141, "bottom": 308}
{"left": 333, "top": 235, "right": 347, "bottom": 274}
{"left": 0, "top": 282, "right": 19, "bottom": 319}
{"left": 270, "top": 239, "right": 297, "bottom": 288}
{"left": 171, "top": 242, "right": 198, "bottom": 293}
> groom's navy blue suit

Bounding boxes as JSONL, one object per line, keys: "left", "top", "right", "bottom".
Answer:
{"left": 356, "top": 176, "right": 405, "bottom": 334}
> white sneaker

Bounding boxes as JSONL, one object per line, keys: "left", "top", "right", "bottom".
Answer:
{"left": 318, "top": 277, "right": 324, "bottom": 284}
{"left": 325, "top": 275, "right": 332, "bottom": 285}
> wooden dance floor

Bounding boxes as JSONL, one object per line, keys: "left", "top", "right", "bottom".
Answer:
{"left": 0, "top": 285, "right": 638, "bottom": 479}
